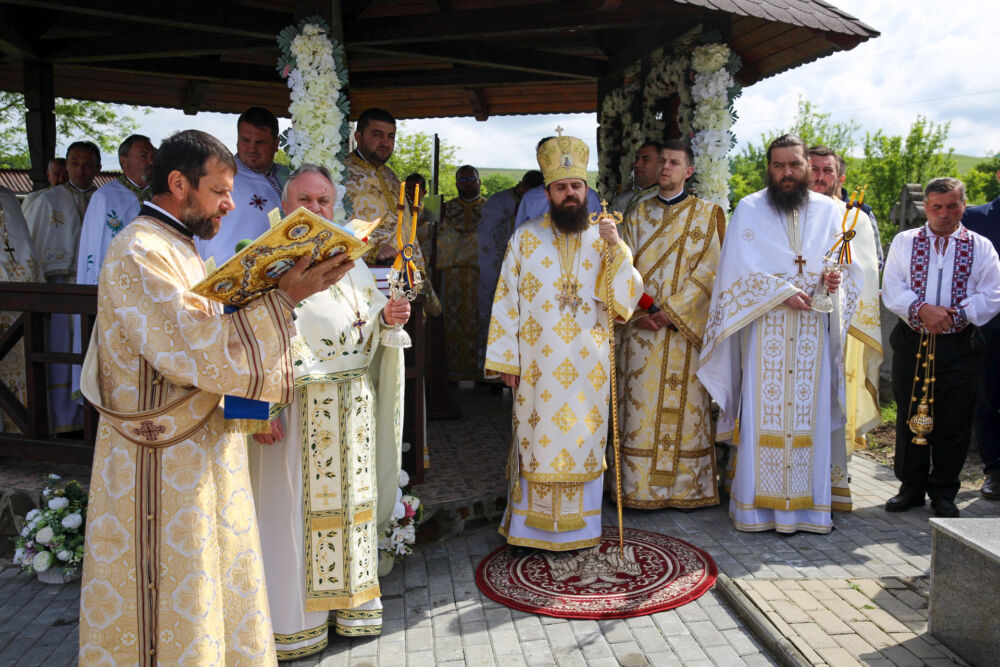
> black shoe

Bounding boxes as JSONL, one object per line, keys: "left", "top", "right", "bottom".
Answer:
{"left": 982, "top": 471, "right": 1000, "bottom": 501}
{"left": 885, "top": 491, "right": 925, "bottom": 512}
{"left": 930, "top": 497, "right": 959, "bottom": 518}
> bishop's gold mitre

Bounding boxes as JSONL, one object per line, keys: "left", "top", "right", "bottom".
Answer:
{"left": 537, "top": 129, "right": 589, "bottom": 186}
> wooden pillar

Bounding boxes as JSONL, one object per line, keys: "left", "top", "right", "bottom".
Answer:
{"left": 23, "top": 60, "right": 56, "bottom": 192}
{"left": 296, "top": 0, "right": 344, "bottom": 43}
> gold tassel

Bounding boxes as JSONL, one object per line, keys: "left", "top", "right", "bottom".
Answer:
{"left": 757, "top": 434, "right": 784, "bottom": 449}
{"left": 225, "top": 419, "right": 272, "bottom": 435}
{"left": 754, "top": 495, "right": 814, "bottom": 511}
{"left": 792, "top": 435, "right": 812, "bottom": 449}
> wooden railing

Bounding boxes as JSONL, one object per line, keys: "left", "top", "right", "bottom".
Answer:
{"left": 0, "top": 282, "right": 98, "bottom": 464}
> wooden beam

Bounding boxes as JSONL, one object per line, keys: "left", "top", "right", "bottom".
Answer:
{"left": 0, "top": 8, "right": 39, "bottom": 59}
{"left": 45, "top": 34, "right": 274, "bottom": 63}
{"left": 604, "top": 21, "right": 699, "bottom": 76}
{"left": 86, "top": 58, "right": 564, "bottom": 88}
{"left": 466, "top": 88, "right": 488, "bottom": 121}
{"left": 345, "top": 0, "right": 685, "bottom": 46}
{"left": 22, "top": 60, "right": 55, "bottom": 192}
{"left": 352, "top": 40, "right": 604, "bottom": 80}
{"left": 182, "top": 80, "right": 209, "bottom": 115}
{"left": 0, "top": 0, "right": 289, "bottom": 39}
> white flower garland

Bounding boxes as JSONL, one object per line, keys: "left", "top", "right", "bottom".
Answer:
{"left": 689, "top": 43, "right": 737, "bottom": 211}
{"left": 278, "top": 19, "right": 351, "bottom": 223}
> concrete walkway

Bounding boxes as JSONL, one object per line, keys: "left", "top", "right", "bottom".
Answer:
{"left": 0, "top": 386, "right": 997, "bottom": 665}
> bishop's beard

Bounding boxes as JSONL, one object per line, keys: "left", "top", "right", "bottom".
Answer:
{"left": 766, "top": 172, "right": 811, "bottom": 215}
{"left": 549, "top": 197, "right": 588, "bottom": 233}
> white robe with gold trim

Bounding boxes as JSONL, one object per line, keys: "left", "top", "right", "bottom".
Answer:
{"left": 486, "top": 215, "right": 641, "bottom": 550}
{"left": 697, "top": 190, "right": 861, "bottom": 534}
{"left": 249, "top": 264, "right": 404, "bottom": 660}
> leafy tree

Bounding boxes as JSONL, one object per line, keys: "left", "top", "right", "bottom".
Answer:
{"left": 728, "top": 98, "right": 861, "bottom": 207}
{"left": 0, "top": 92, "right": 144, "bottom": 169}
{"left": 386, "top": 123, "right": 459, "bottom": 199}
{"left": 856, "top": 116, "right": 957, "bottom": 240}
{"left": 962, "top": 153, "right": 1000, "bottom": 206}
{"left": 481, "top": 173, "right": 517, "bottom": 198}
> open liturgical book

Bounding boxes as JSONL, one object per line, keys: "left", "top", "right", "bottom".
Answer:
{"left": 192, "top": 206, "right": 380, "bottom": 307}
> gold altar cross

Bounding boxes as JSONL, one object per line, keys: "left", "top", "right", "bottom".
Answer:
{"left": 794, "top": 255, "right": 807, "bottom": 274}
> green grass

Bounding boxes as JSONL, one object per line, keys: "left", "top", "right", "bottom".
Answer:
{"left": 953, "top": 153, "right": 983, "bottom": 175}
{"left": 880, "top": 400, "right": 897, "bottom": 425}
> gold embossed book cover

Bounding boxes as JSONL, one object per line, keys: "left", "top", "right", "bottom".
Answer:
{"left": 192, "top": 206, "right": 380, "bottom": 307}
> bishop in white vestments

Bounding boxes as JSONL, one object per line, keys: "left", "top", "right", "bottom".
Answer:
{"left": 248, "top": 166, "right": 408, "bottom": 659}
{"left": 486, "top": 134, "right": 641, "bottom": 550}
{"left": 698, "top": 136, "right": 862, "bottom": 535}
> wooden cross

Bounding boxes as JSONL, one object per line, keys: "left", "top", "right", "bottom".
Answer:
{"left": 351, "top": 314, "right": 367, "bottom": 342}
{"left": 132, "top": 419, "right": 166, "bottom": 442}
{"left": 794, "top": 255, "right": 807, "bottom": 274}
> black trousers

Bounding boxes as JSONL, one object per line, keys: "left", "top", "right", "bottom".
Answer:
{"left": 974, "top": 327, "right": 1000, "bottom": 473}
{"left": 890, "top": 321, "right": 983, "bottom": 501}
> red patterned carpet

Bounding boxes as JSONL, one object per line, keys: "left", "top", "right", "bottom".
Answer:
{"left": 475, "top": 526, "right": 717, "bottom": 619}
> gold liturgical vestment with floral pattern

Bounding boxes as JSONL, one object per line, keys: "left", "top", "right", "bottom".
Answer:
{"left": 438, "top": 196, "right": 485, "bottom": 379}
{"left": 486, "top": 216, "right": 641, "bottom": 537}
{"left": 616, "top": 194, "right": 724, "bottom": 509}
{"left": 79, "top": 215, "right": 296, "bottom": 666}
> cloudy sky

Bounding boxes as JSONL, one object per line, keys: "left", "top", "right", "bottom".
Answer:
{"left": 117, "top": 0, "right": 998, "bottom": 170}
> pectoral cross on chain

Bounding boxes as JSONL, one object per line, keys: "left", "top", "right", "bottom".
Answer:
{"left": 3, "top": 240, "right": 14, "bottom": 264}
{"left": 794, "top": 255, "right": 807, "bottom": 274}
{"left": 351, "top": 313, "right": 367, "bottom": 343}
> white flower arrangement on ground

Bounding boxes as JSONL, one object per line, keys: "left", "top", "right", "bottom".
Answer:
{"left": 689, "top": 42, "right": 742, "bottom": 211}
{"left": 12, "top": 475, "right": 87, "bottom": 576}
{"left": 277, "top": 17, "right": 351, "bottom": 222}
{"left": 379, "top": 469, "right": 424, "bottom": 560}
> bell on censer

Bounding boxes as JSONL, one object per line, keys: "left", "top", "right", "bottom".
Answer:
{"left": 907, "top": 332, "right": 936, "bottom": 446}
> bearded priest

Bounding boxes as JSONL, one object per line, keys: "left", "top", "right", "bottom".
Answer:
{"left": 614, "top": 140, "right": 725, "bottom": 510}
{"left": 486, "top": 132, "right": 642, "bottom": 551}
{"left": 78, "top": 131, "right": 351, "bottom": 664}
{"left": 698, "top": 134, "right": 863, "bottom": 535}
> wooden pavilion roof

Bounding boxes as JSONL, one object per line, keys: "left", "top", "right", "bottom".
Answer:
{"left": 0, "top": 0, "right": 878, "bottom": 120}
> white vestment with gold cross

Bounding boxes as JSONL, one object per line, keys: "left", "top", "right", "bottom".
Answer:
{"left": 615, "top": 194, "right": 724, "bottom": 509}
{"left": 485, "top": 215, "right": 642, "bottom": 550}
{"left": 697, "top": 190, "right": 862, "bottom": 534}
{"left": 248, "top": 263, "right": 404, "bottom": 659}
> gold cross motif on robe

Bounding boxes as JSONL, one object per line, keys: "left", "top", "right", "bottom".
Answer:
{"left": 665, "top": 374, "right": 683, "bottom": 390}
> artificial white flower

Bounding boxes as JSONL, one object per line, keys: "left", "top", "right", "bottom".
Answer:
{"left": 401, "top": 494, "right": 420, "bottom": 510}
{"left": 61, "top": 513, "right": 83, "bottom": 530}
{"left": 48, "top": 473, "right": 62, "bottom": 481}
{"left": 25, "top": 509, "right": 40, "bottom": 521}
{"left": 56, "top": 550, "right": 73, "bottom": 562}
{"left": 48, "top": 497, "right": 69, "bottom": 510}
{"left": 392, "top": 501, "right": 406, "bottom": 521}
{"left": 13, "top": 548, "right": 23, "bottom": 565}
{"left": 35, "top": 526, "right": 55, "bottom": 545}
{"left": 32, "top": 551, "right": 52, "bottom": 573}
{"left": 398, "top": 469, "right": 410, "bottom": 487}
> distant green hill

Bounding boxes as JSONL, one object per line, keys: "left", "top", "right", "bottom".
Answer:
{"left": 479, "top": 167, "right": 599, "bottom": 188}
{"left": 953, "top": 153, "right": 983, "bottom": 175}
